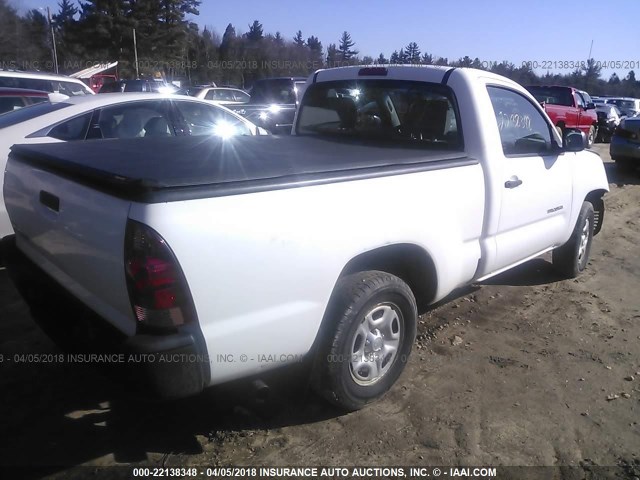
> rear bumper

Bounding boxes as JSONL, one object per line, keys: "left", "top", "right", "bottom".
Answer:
{"left": 2, "top": 234, "right": 209, "bottom": 399}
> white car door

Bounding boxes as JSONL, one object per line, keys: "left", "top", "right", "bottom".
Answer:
{"left": 487, "top": 86, "right": 573, "bottom": 271}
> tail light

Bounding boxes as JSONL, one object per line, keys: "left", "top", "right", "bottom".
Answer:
{"left": 124, "top": 220, "right": 197, "bottom": 332}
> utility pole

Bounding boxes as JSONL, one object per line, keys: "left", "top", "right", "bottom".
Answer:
{"left": 47, "top": 7, "right": 59, "bottom": 73}
{"left": 133, "top": 28, "right": 139, "bottom": 78}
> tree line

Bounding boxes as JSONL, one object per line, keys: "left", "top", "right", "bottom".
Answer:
{"left": 0, "top": 0, "right": 638, "bottom": 97}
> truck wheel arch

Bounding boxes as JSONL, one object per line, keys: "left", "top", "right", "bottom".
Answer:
{"left": 585, "top": 189, "right": 606, "bottom": 236}
{"left": 309, "top": 244, "right": 437, "bottom": 358}
{"left": 338, "top": 243, "right": 438, "bottom": 311}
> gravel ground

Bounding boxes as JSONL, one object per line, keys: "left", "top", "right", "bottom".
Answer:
{"left": 0, "top": 143, "right": 639, "bottom": 479}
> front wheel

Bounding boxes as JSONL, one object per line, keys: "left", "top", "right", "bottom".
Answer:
{"left": 312, "top": 271, "right": 417, "bottom": 411}
{"left": 586, "top": 125, "right": 596, "bottom": 148}
{"left": 552, "top": 201, "right": 594, "bottom": 278}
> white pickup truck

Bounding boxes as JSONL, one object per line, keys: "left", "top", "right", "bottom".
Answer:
{"left": 2, "top": 66, "right": 608, "bottom": 410}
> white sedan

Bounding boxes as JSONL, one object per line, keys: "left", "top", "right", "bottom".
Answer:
{"left": 0, "top": 92, "right": 266, "bottom": 240}
{"left": 192, "top": 87, "right": 250, "bottom": 105}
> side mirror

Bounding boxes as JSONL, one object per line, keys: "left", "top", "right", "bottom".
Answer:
{"left": 564, "top": 131, "right": 586, "bottom": 152}
{"left": 585, "top": 102, "right": 596, "bottom": 110}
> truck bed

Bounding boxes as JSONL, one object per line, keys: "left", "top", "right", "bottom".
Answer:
{"left": 10, "top": 136, "right": 476, "bottom": 203}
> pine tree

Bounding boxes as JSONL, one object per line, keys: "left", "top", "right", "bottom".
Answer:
{"left": 293, "top": 30, "right": 305, "bottom": 47}
{"left": 53, "top": 0, "right": 77, "bottom": 26}
{"left": 405, "top": 42, "right": 420, "bottom": 63}
{"left": 326, "top": 43, "right": 338, "bottom": 65}
{"left": 246, "top": 20, "right": 263, "bottom": 42}
{"left": 376, "top": 53, "right": 388, "bottom": 64}
{"left": 397, "top": 47, "right": 408, "bottom": 64}
{"left": 307, "top": 35, "right": 323, "bottom": 66}
{"left": 338, "top": 31, "right": 357, "bottom": 60}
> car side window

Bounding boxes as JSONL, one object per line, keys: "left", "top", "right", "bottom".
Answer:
{"left": 234, "top": 91, "right": 250, "bottom": 102}
{"left": 487, "top": 86, "right": 554, "bottom": 156}
{"left": 48, "top": 112, "right": 93, "bottom": 141}
{"left": 218, "top": 89, "right": 235, "bottom": 101}
{"left": 575, "top": 92, "right": 585, "bottom": 108}
{"left": 204, "top": 89, "right": 217, "bottom": 100}
{"left": 93, "top": 101, "right": 174, "bottom": 139}
{"left": 173, "top": 101, "right": 252, "bottom": 136}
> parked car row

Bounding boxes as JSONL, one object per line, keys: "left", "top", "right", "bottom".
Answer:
{"left": 593, "top": 96, "right": 640, "bottom": 117}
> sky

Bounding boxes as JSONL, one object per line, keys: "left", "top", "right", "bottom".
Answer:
{"left": 12, "top": 0, "right": 640, "bottom": 81}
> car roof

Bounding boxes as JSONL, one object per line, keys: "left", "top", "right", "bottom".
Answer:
{"left": 59, "top": 92, "right": 207, "bottom": 105}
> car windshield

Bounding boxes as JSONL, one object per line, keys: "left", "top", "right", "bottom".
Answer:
{"left": 296, "top": 79, "right": 462, "bottom": 150}
{"left": 526, "top": 86, "right": 574, "bottom": 107}
{"left": 0, "top": 102, "right": 70, "bottom": 128}
{"left": 609, "top": 99, "right": 635, "bottom": 109}
{"left": 250, "top": 80, "right": 297, "bottom": 104}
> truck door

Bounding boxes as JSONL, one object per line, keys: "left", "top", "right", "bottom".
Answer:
{"left": 486, "top": 86, "right": 573, "bottom": 272}
{"left": 574, "top": 91, "right": 588, "bottom": 134}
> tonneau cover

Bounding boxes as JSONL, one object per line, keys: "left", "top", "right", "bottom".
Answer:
{"left": 10, "top": 136, "right": 475, "bottom": 202}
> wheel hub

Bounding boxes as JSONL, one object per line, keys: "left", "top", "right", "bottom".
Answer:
{"left": 578, "top": 218, "right": 590, "bottom": 263}
{"left": 367, "top": 331, "right": 384, "bottom": 352}
{"left": 349, "top": 303, "right": 403, "bottom": 386}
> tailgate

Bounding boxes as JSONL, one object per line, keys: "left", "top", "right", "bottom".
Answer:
{"left": 4, "top": 153, "right": 136, "bottom": 336}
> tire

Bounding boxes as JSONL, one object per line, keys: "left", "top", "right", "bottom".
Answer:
{"left": 615, "top": 158, "right": 634, "bottom": 172}
{"left": 555, "top": 125, "right": 564, "bottom": 139}
{"left": 586, "top": 125, "right": 596, "bottom": 148}
{"left": 312, "top": 271, "right": 417, "bottom": 411}
{"left": 552, "top": 201, "right": 594, "bottom": 278}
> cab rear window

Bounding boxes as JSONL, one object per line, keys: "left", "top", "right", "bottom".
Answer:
{"left": 296, "top": 79, "right": 462, "bottom": 150}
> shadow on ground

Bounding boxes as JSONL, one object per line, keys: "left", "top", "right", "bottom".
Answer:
{"left": 604, "top": 161, "right": 640, "bottom": 187}
{"left": 0, "top": 268, "right": 341, "bottom": 476}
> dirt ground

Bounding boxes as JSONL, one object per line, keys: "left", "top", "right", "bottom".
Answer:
{"left": 1, "top": 143, "right": 639, "bottom": 479}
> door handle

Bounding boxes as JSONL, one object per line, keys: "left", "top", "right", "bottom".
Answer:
{"left": 39, "top": 190, "right": 60, "bottom": 212}
{"left": 504, "top": 178, "right": 523, "bottom": 189}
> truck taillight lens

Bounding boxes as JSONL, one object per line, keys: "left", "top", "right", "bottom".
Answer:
{"left": 124, "top": 220, "right": 197, "bottom": 331}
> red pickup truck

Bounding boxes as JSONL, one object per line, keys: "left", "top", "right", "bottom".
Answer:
{"left": 526, "top": 86, "right": 598, "bottom": 147}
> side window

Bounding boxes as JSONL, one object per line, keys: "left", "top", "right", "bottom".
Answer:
{"left": 234, "top": 91, "right": 250, "bottom": 103}
{"left": 95, "top": 101, "right": 173, "bottom": 139}
{"left": 487, "top": 86, "right": 554, "bottom": 156}
{"left": 174, "top": 101, "right": 252, "bottom": 136}
{"left": 575, "top": 92, "right": 585, "bottom": 108}
{"left": 218, "top": 89, "right": 235, "bottom": 101}
{"left": 48, "top": 112, "right": 92, "bottom": 141}
{"left": 204, "top": 89, "right": 217, "bottom": 100}
{"left": 0, "top": 97, "right": 27, "bottom": 114}
{"left": 57, "top": 81, "right": 91, "bottom": 96}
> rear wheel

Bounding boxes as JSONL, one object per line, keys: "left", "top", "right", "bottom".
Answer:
{"left": 312, "top": 271, "right": 417, "bottom": 411}
{"left": 552, "top": 201, "right": 594, "bottom": 278}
